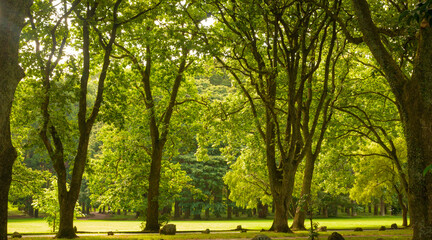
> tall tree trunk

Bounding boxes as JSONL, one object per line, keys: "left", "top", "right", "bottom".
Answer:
{"left": 291, "top": 150, "right": 315, "bottom": 230}
{"left": 145, "top": 145, "right": 163, "bottom": 232}
{"left": 351, "top": 1, "right": 432, "bottom": 238}
{"left": 139, "top": 45, "right": 188, "bottom": 232}
{"left": 0, "top": 1, "right": 32, "bottom": 239}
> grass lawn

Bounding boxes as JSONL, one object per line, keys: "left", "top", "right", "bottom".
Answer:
{"left": 7, "top": 216, "right": 408, "bottom": 234}
{"left": 4, "top": 230, "right": 413, "bottom": 240}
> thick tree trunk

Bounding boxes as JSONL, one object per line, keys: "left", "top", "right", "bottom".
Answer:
{"left": 351, "top": 1, "right": 432, "bottom": 238}
{"left": 270, "top": 196, "right": 290, "bottom": 232}
{"left": 145, "top": 145, "right": 163, "bottom": 232}
{"left": 291, "top": 151, "right": 315, "bottom": 230}
{"left": 268, "top": 161, "right": 297, "bottom": 233}
{"left": 0, "top": 1, "right": 32, "bottom": 240}
{"left": 57, "top": 195, "right": 77, "bottom": 238}
{"left": 398, "top": 23, "right": 432, "bottom": 239}
{"left": 403, "top": 104, "right": 432, "bottom": 238}
{"left": 0, "top": 152, "right": 15, "bottom": 240}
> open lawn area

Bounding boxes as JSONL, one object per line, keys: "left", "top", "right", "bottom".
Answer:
{"left": 7, "top": 216, "right": 412, "bottom": 239}
{"left": 7, "top": 216, "right": 408, "bottom": 233}
{"left": 5, "top": 230, "right": 413, "bottom": 240}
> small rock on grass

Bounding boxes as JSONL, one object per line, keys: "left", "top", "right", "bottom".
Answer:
{"left": 12, "top": 232, "right": 22, "bottom": 238}
{"left": 160, "top": 224, "right": 176, "bottom": 235}
{"left": 327, "top": 232, "right": 345, "bottom": 240}
{"left": 252, "top": 234, "right": 272, "bottom": 240}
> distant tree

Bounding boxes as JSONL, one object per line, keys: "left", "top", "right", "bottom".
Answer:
{"left": 174, "top": 152, "right": 228, "bottom": 219}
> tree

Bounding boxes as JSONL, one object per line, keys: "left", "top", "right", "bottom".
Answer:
{"left": 350, "top": 139, "right": 409, "bottom": 226}
{"left": 328, "top": 44, "right": 410, "bottom": 225}
{"left": 350, "top": 1, "right": 432, "bottom": 238}
{"left": 87, "top": 124, "right": 191, "bottom": 221}
{"left": 111, "top": 0, "right": 199, "bottom": 231}
{"left": 22, "top": 0, "right": 144, "bottom": 237}
{"left": 0, "top": 1, "right": 33, "bottom": 239}
{"left": 174, "top": 152, "right": 228, "bottom": 219}
{"left": 194, "top": 0, "right": 340, "bottom": 232}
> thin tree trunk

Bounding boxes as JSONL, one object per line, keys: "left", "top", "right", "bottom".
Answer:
{"left": 0, "top": 1, "right": 32, "bottom": 239}
{"left": 395, "top": 185, "right": 408, "bottom": 227}
{"left": 174, "top": 201, "right": 181, "bottom": 219}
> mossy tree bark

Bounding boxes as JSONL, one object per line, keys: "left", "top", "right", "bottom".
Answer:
{"left": 351, "top": 0, "right": 432, "bottom": 239}
{"left": 0, "top": 1, "right": 32, "bottom": 240}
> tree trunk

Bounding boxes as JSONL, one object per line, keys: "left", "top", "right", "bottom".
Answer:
{"left": 291, "top": 150, "right": 315, "bottom": 230}
{"left": 351, "top": 1, "right": 432, "bottom": 238}
{"left": 374, "top": 204, "right": 378, "bottom": 216}
{"left": 227, "top": 200, "right": 232, "bottom": 220}
{"left": 402, "top": 205, "right": 408, "bottom": 227}
{"left": 184, "top": 207, "right": 190, "bottom": 219}
{"left": 145, "top": 145, "right": 163, "bottom": 232}
{"left": 0, "top": 1, "right": 32, "bottom": 239}
{"left": 257, "top": 200, "right": 268, "bottom": 219}
{"left": 205, "top": 208, "right": 210, "bottom": 219}
{"left": 396, "top": 186, "right": 409, "bottom": 227}
{"left": 57, "top": 194, "right": 78, "bottom": 238}
{"left": 174, "top": 201, "right": 181, "bottom": 219}
{"left": 268, "top": 160, "right": 297, "bottom": 233}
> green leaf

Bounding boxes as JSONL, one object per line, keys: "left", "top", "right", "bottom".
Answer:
{"left": 423, "top": 164, "right": 432, "bottom": 176}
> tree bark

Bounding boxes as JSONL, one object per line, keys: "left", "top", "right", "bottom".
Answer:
{"left": 174, "top": 201, "right": 181, "bottom": 219}
{"left": 57, "top": 194, "right": 78, "bottom": 238}
{"left": 143, "top": 47, "right": 189, "bottom": 232}
{"left": 395, "top": 185, "right": 408, "bottom": 227}
{"left": 145, "top": 144, "right": 163, "bottom": 232}
{"left": 291, "top": 150, "right": 315, "bottom": 230}
{"left": 351, "top": 1, "right": 432, "bottom": 238}
{"left": 380, "top": 196, "right": 385, "bottom": 216}
{"left": 0, "top": 1, "right": 32, "bottom": 239}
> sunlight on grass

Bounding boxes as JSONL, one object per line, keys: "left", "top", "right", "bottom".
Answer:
{"left": 8, "top": 216, "right": 409, "bottom": 234}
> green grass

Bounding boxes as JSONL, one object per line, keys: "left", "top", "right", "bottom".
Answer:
{"left": 8, "top": 216, "right": 408, "bottom": 233}
{"left": 4, "top": 230, "right": 413, "bottom": 240}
